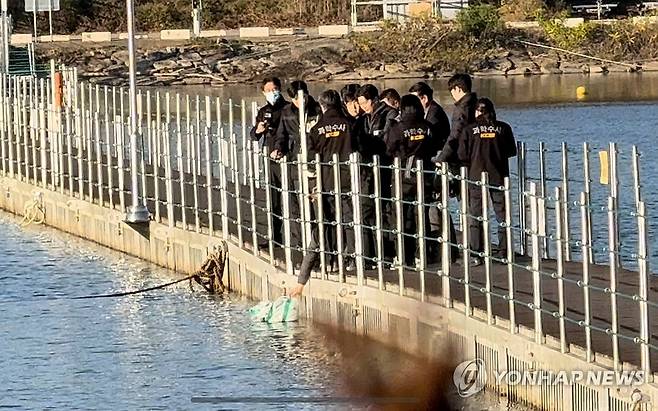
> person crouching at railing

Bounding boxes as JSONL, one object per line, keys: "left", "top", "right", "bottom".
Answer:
{"left": 385, "top": 94, "right": 438, "bottom": 268}
{"left": 457, "top": 98, "right": 517, "bottom": 266}
{"left": 290, "top": 90, "right": 358, "bottom": 297}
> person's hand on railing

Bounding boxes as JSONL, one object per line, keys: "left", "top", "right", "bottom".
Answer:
{"left": 270, "top": 149, "right": 282, "bottom": 160}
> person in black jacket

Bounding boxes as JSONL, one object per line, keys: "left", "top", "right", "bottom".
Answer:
{"left": 341, "top": 83, "right": 362, "bottom": 119}
{"left": 409, "top": 82, "right": 453, "bottom": 263}
{"left": 458, "top": 98, "right": 517, "bottom": 266}
{"left": 408, "top": 82, "right": 450, "bottom": 151}
{"left": 290, "top": 90, "right": 357, "bottom": 297}
{"left": 269, "top": 81, "right": 322, "bottom": 262}
{"left": 355, "top": 84, "right": 398, "bottom": 266}
{"left": 433, "top": 74, "right": 477, "bottom": 165}
{"left": 250, "top": 77, "right": 289, "bottom": 248}
{"left": 250, "top": 77, "right": 289, "bottom": 148}
{"left": 385, "top": 94, "right": 436, "bottom": 267}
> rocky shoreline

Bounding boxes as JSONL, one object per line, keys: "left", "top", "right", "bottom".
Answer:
{"left": 37, "top": 37, "right": 658, "bottom": 87}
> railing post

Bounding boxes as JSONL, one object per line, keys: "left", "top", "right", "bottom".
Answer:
{"left": 164, "top": 124, "right": 174, "bottom": 228}
{"left": 263, "top": 151, "right": 276, "bottom": 263}
{"left": 248, "top": 140, "right": 258, "bottom": 255}
{"left": 315, "top": 153, "right": 326, "bottom": 279}
{"left": 204, "top": 125, "right": 213, "bottom": 234}
{"left": 333, "top": 153, "right": 345, "bottom": 281}
{"left": 394, "top": 157, "right": 404, "bottom": 295}
{"left": 116, "top": 115, "right": 125, "bottom": 211}
{"left": 191, "top": 125, "right": 201, "bottom": 233}
{"left": 637, "top": 201, "right": 651, "bottom": 378}
{"left": 529, "top": 182, "right": 543, "bottom": 344}
{"left": 281, "top": 156, "right": 293, "bottom": 276}
{"left": 94, "top": 112, "right": 103, "bottom": 205}
{"left": 554, "top": 187, "right": 566, "bottom": 352}
{"left": 352, "top": 152, "right": 365, "bottom": 287}
{"left": 607, "top": 196, "right": 620, "bottom": 371}
{"left": 460, "top": 166, "right": 471, "bottom": 317}
{"left": 516, "top": 141, "right": 527, "bottom": 255}
{"left": 583, "top": 142, "right": 593, "bottom": 264}
{"left": 373, "top": 155, "right": 384, "bottom": 290}
{"left": 176, "top": 123, "right": 186, "bottom": 230}
{"left": 482, "top": 172, "right": 493, "bottom": 325}
{"left": 441, "top": 163, "right": 451, "bottom": 307}
{"left": 416, "top": 160, "right": 426, "bottom": 302}
{"left": 538, "top": 142, "right": 549, "bottom": 258}
{"left": 580, "top": 191, "right": 593, "bottom": 362}
{"left": 561, "top": 142, "right": 571, "bottom": 262}
{"left": 504, "top": 177, "right": 515, "bottom": 334}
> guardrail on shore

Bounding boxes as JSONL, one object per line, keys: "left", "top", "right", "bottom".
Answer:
{"left": 0, "top": 68, "right": 655, "bottom": 407}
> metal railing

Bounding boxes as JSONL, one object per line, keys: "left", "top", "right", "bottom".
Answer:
{"left": 0, "top": 69, "right": 654, "bottom": 380}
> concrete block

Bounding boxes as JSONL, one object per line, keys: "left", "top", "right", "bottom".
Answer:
{"left": 239, "top": 27, "right": 270, "bottom": 38}
{"left": 10, "top": 33, "right": 32, "bottom": 45}
{"left": 352, "top": 25, "right": 381, "bottom": 33}
{"left": 81, "top": 32, "right": 112, "bottom": 42}
{"left": 562, "top": 17, "right": 584, "bottom": 27}
{"left": 318, "top": 24, "right": 349, "bottom": 36}
{"left": 160, "top": 29, "right": 191, "bottom": 41}
{"left": 50, "top": 34, "right": 72, "bottom": 42}
{"left": 199, "top": 30, "right": 228, "bottom": 38}
{"left": 505, "top": 21, "right": 540, "bottom": 29}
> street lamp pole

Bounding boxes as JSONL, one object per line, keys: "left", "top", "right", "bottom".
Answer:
{"left": 124, "top": 0, "right": 150, "bottom": 223}
{"left": 1, "top": 0, "right": 7, "bottom": 73}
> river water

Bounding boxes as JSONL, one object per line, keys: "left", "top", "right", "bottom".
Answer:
{"left": 0, "top": 212, "right": 523, "bottom": 410}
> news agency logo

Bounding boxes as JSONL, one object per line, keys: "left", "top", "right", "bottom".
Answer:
{"left": 453, "top": 359, "right": 487, "bottom": 397}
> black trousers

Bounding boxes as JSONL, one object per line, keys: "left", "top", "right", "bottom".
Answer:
{"left": 468, "top": 185, "right": 507, "bottom": 253}
{"left": 270, "top": 160, "right": 302, "bottom": 250}
{"left": 298, "top": 193, "right": 355, "bottom": 284}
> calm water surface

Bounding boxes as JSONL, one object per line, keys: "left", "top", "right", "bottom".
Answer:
{"left": 0, "top": 213, "right": 521, "bottom": 410}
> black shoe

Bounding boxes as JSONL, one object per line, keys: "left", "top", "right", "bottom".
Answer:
{"left": 345, "top": 260, "right": 356, "bottom": 272}
{"left": 456, "top": 257, "right": 483, "bottom": 267}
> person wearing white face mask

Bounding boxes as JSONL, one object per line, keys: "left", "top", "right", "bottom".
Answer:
{"left": 250, "top": 77, "right": 289, "bottom": 148}
{"left": 250, "top": 77, "right": 290, "bottom": 248}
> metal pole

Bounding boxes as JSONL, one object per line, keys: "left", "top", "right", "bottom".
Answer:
{"left": 125, "top": 0, "right": 149, "bottom": 222}
{"left": 460, "top": 166, "right": 470, "bottom": 317}
{"left": 529, "top": 182, "right": 542, "bottom": 344}
{"left": 164, "top": 124, "right": 174, "bottom": 228}
{"left": 504, "top": 177, "right": 515, "bottom": 334}
{"left": 264, "top": 151, "right": 275, "bottom": 263}
{"left": 482, "top": 172, "right": 493, "bottom": 325}
{"left": 416, "top": 160, "right": 426, "bottom": 301}
{"left": 191, "top": 125, "right": 200, "bottom": 233}
{"left": 204, "top": 124, "right": 213, "bottom": 234}
{"left": 607, "top": 196, "right": 619, "bottom": 371}
{"left": 281, "top": 156, "right": 293, "bottom": 275}
{"left": 333, "top": 153, "right": 344, "bottom": 281}
{"left": 94, "top": 112, "right": 103, "bottom": 205}
{"left": 538, "top": 142, "right": 549, "bottom": 258}
{"left": 609, "top": 142, "right": 620, "bottom": 267}
{"left": 352, "top": 153, "right": 365, "bottom": 287}
{"left": 517, "top": 141, "right": 527, "bottom": 255}
{"left": 554, "top": 187, "right": 566, "bottom": 353}
{"left": 394, "top": 157, "right": 404, "bottom": 295}
{"left": 637, "top": 201, "right": 651, "bottom": 377}
{"left": 441, "top": 163, "right": 451, "bottom": 307}
{"left": 373, "top": 155, "right": 384, "bottom": 290}
{"left": 561, "top": 142, "right": 571, "bottom": 261}
{"left": 583, "top": 142, "right": 593, "bottom": 264}
{"left": 580, "top": 192, "right": 592, "bottom": 362}
{"left": 248, "top": 140, "right": 258, "bottom": 254}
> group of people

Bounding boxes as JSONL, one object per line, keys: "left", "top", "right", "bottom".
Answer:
{"left": 248, "top": 74, "right": 517, "bottom": 297}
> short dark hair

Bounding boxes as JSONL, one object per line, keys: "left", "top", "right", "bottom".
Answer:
{"left": 476, "top": 97, "right": 496, "bottom": 123}
{"left": 261, "top": 77, "right": 281, "bottom": 91}
{"left": 400, "top": 94, "right": 424, "bottom": 121}
{"left": 380, "top": 88, "right": 401, "bottom": 104}
{"left": 356, "top": 84, "right": 379, "bottom": 101}
{"left": 318, "top": 89, "right": 342, "bottom": 111}
{"left": 287, "top": 80, "right": 308, "bottom": 98}
{"left": 448, "top": 74, "right": 472, "bottom": 93}
{"left": 340, "top": 83, "right": 361, "bottom": 103}
{"left": 408, "top": 82, "right": 433, "bottom": 100}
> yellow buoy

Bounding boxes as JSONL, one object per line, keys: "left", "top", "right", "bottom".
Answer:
{"left": 576, "top": 86, "right": 587, "bottom": 100}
